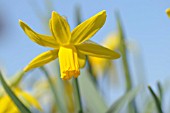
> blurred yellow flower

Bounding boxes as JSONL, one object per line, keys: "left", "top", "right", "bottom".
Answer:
{"left": 63, "top": 81, "right": 75, "bottom": 113}
{"left": 0, "top": 88, "right": 42, "bottom": 113}
{"left": 166, "top": 8, "right": 170, "bottom": 18}
{"left": 88, "top": 33, "right": 120, "bottom": 76}
{"left": 19, "top": 10, "right": 120, "bottom": 80}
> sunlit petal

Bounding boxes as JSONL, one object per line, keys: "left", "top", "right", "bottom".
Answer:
{"left": 19, "top": 20, "right": 59, "bottom": 48}
{"left": 24, "top": 49, "right": 59, "bottom": 72}
{"left": 76, "top": 40, "right": 120, "bottom": 59}
{"left": 51, "top": 11, "right": 71, "bottom": 45}
{"left": 71, "top": 10, "right": 106, "bottom": 44}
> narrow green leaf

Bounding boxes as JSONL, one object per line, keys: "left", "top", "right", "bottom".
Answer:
{"left": 106, "top": 86, "right": 140, "bottom": 113}
{"left": 116, "top": 11, "right": 138, "bottom": 113}
{"left": 75, "top": 5, "right": 82, "bottom": 25}
{"left": 79, "top": 70, "right": 108, "bottom": 113}
{"left": 0, "top": 71, "right": 31, "bottom": 113}
{"left": 157, "top": 82, "right": 163, "bottom": 105}
{"left": 148, "top": 85, "right": 163, "bottom": 113}
{"left": 40, "top": 66, "right": 66, "bottom": 113}
{"left": 116, "top": 12, "right": 132, "bottom": 91}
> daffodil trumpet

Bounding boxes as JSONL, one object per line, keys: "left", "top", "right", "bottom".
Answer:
{"left": 19, "top": 10, "right": 120, "bottom": 80}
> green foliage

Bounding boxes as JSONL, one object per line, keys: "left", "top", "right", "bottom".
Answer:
{"left": 0, "top": 71, "right": 31, "bottom": 113}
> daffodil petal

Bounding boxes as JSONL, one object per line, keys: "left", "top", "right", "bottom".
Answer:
{"left": 77, "top": 51, "right": 86, "bottom": 68}
{"left": 24, "top": 49, "right": 58, "bottom": 72}
{"left": 71, "top": 10, "right": 106, "bottom": 44}
{"left": 19, "top": 20, "right": 59, "bottom": 48}
{"left": 0, "top": 95, "right": 11, "bottom": 113}
{"left": 103, "top": 33, "right": 120, "bottom": 50}
{"left": 166, "top": 8, "right": 170, "bottom": 18}
{"left": 51, "top": 11, "right": 71, "bottom": 45}
{"left": 76, "top": 40, "right": 120, "bottom": 59}
{"left": 21, "top": 92, "right": 42, "bottom": 111}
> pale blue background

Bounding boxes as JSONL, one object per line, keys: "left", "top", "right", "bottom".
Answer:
{"left": 0, "top": 0, "right": 170, "bottom": 86}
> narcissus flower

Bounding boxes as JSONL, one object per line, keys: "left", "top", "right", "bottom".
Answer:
{"left": 166, "top": 8, "right": 170, "bottom": 18}
{"left": 19, "top": 10, "right": 120, "bottom": 80}
{"left": 0, "top": 88, "right": 42, "bottom": 113}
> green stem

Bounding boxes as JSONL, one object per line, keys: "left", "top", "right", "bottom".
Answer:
{"left": 40, "top": 67, "right": 65, "bottom": 113}
{"left": 73, "top": 78, "right": 83, "bottom": 113}
{"left": 148, "top": 86, "right": 163, "bottom": 113}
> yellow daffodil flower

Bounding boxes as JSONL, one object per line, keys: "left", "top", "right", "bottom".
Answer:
{"left": 19, "top": 10, "right": 120, "bottom": 80}
{"left": 166, "top": 8, "right": 170, "bottom": 18}
{"left": 88, "top": 33, "right": 120, "bottom": 76}
{"left": 0, "top": 88, "right": 42, "bottom": 113}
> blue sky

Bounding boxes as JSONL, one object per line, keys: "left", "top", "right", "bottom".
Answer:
{"left": 0, "top": 0, "right": 170, "bottom": 85}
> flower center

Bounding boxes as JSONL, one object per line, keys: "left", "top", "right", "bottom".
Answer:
{"left": 58, "top": 45, "right": 80, "bottom": 80}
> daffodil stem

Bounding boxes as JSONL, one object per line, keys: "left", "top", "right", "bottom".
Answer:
{"left": 40, "top": 67, "right": 65, "bottom": 113}
{"left": 73, "top": 78, "right": 83, "bottom": 113}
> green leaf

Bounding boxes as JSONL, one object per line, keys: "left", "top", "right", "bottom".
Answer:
{"left": 148, "top": 85, "right": 163, "bottom": 113}
{"left": 0, "top": 71, "right": 31, "bottom": 113}
{"left": 79, "top": 70, "right": 108, "bottom": 113}
{"left": 40, "top": 66, "right": 67, "bottom": 113}
{"left": 106, "top": 86, "right": 140, "bottom": 113}
{"left": 157, "top": 82, "right": 163, "bottom": 105}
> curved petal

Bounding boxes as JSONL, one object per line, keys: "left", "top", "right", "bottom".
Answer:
{"left": 71, "top": 10, "right": 106, "bottom": 44}
{"left": 20, "top": 91, "right": 42, "bottom": 111}
{"left": 77, "top": 50, "right": 86, "bottom": 68}
{"left": 76, "top": 40, "right": 120, "bottom": 59}
{"left": 51, "top": 11, "right": 71, "bottom": 45}
{"left": 19, "top": 20, "right": 59, "bottom": 48}
{"left": 166, "top": 8, "right": 170, "bottom": 18}
{"left": 24, "top": 49, "right": 59, "bottom": 72}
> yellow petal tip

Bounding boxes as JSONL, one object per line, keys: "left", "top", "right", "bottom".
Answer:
{"left": 18, "top": 19, "right": 25, "bottom": 27}
{"left": 23, "top": 66, "right": 29, "bottom": 72}
{"left": 19, "top": 19, "right": 23, "bottom": 25}
{"left": 116, "top": 53, "right": 121, "bottom": 59}
{"left": 99, "top": 10, "right": 106, "bottom": 16}
{"left": 166, "top": 8, "right": 170, "bottom": 18}
{"left": 101, "top": 10, "right": 106, "bottom": 13}
{"left": 52, "top": 11, "right": 58, "bottom": 16}
{"left": 19, "top": 19, "right": 22, "bottom": 22}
